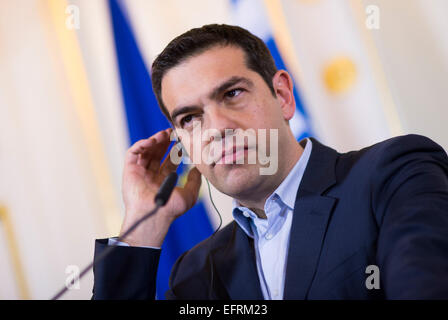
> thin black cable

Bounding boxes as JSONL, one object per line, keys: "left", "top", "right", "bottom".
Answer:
{"left": 206, "top": 178, "right": 222, "bottom": 236}
{"left": 51, "top": 203, "right": 162, "bottom": 300}
{"left": 206, "top": 178, "right": 223, "bottom": 299}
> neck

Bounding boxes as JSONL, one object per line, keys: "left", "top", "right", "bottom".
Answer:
{"left": 236, "top": 134, "right": 304, "bottom": 216}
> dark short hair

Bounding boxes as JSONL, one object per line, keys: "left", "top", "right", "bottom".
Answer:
{"left": 151, "top": 24, "right": 278, "bottom": 121}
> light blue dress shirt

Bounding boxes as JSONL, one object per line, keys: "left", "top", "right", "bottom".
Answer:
{"left": 232, "top": 138, "right": 312, "bottom": 300}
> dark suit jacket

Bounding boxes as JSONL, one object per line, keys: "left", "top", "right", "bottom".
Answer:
{"left": 92, "top": 134, "right": 448, "bottom": 299}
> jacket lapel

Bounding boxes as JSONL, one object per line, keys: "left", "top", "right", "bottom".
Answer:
{"left": 284, "top": 138, "right": 338, "bottom": 299}
{"left": 213, "top": 222, "right": 264, "bottom": 299}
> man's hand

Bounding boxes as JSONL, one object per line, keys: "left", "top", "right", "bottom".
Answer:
{"left": 119, "top": 128, "right": 202, "bottom": 247}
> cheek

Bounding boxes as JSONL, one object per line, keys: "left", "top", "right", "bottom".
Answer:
{"left": 246, "top": 100, "right": 278, "bottom": 130}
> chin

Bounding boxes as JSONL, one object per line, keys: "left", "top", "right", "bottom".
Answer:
{"left": 211, "top": 164, "right": 262, "bottom": 197}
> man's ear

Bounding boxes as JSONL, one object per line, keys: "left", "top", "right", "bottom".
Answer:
{"left": 272, "top": 70, "right": 296, "bottom": 121}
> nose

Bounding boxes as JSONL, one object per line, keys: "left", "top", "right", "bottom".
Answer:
{"left": 204, "top": 105, "right": 240, "bottom": 139}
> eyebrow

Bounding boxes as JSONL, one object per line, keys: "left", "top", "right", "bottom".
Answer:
{"left": 170, "top": 76, "right": 254, "bottom": 125}
{"left": 208, "top": 76, "right": 254, "bottom": 101}
{"left": 171, "top": 106, "right": 202, "bottom": 125}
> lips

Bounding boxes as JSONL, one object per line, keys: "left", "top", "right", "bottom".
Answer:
{"left": 220, "top": 145, "right": 248, "bottom": 163}
{"left": 208, "top": 143, "right": 250, "bottom": 166}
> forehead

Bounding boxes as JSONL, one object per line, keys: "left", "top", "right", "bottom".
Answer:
{"left": 161, "top": 45, "right": 255, "bottom": 112}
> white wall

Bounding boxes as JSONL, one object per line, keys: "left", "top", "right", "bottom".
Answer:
{"left": 361, "top": 0, "right": 448, "bottom": 151}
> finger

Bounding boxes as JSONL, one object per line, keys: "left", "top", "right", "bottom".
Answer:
{"left": 130, "top": 128, "right": 172, "bottom": 156}
{"left": 128, "top": 136, "right": 156, "bottom": 156}
{"left": 146, "top": 130, "right": 173, "bottom": 172}
{"left": 152, "top": 129, "right": 174, "bottom": 160}
{"left": 125, "top": 150, "right": 139, "bottom": 166}
{"left": 133, "top": 129, "right": 173, "bottom": 168}
{"left": 125, "top": 138, "right": 153, "bottom": 165}
{"left": 159, "top": 150, "right": 180, "bottom": 176}
{"left": 180, "top": 167, "right": 202, "bottom": 207}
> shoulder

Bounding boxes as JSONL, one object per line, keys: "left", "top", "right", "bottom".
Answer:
{"left": 360, "top": 135, "right": 448, "bottom": 222}
{"left": 336, "top": 134, "right": 447, "bottom": 174}
{"left": 360, "top": 134, "right": 448, "bottom": 177}
{"left": 327, "top": 134, "right": 448, "bottom": 215}
{"left": 367, "top": 134, "right": 446, "bottom": 160}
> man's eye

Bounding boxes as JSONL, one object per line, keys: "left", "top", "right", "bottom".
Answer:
{"left": 225, "top": 88, "right": 243, "bottom": 99}
{"left": 180, "top": 114, "right": 194, "bottom": 126}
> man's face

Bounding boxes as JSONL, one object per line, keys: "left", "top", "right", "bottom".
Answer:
{"left": 161, "top": 45, "right": 294, "bottom": 198}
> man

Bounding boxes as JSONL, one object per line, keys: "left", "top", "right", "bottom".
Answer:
{"left": 93, "top": 24, "right": 448, "bottom": 299}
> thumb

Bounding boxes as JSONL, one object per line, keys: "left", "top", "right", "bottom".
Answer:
{"left": 180, "top": 167, "right": 202, "bottom": 207}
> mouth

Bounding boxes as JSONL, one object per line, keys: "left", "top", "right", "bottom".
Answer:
{"left": 213, "top": 145, "right": 250, "bottom": 166}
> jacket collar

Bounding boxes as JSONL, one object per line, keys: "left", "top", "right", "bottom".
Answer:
{"left": 283, "top": 137, "right": 338, "bottom": 299}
